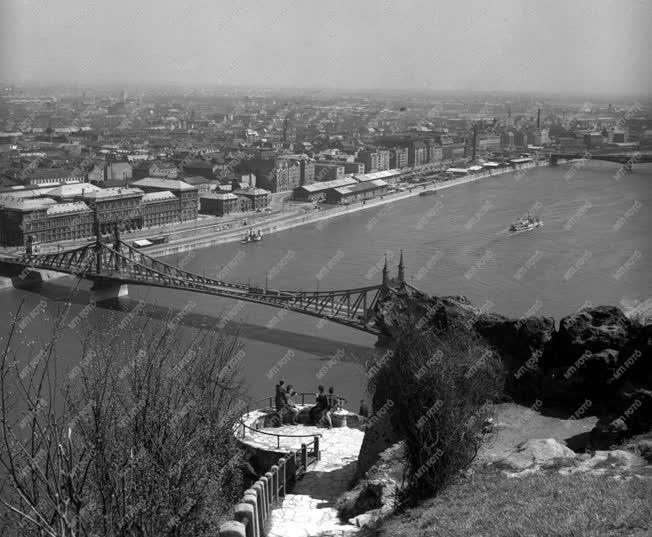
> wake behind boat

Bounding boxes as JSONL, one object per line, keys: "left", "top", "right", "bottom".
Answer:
{"left": 509, "top": 212, "right": 543, "bottom": 233}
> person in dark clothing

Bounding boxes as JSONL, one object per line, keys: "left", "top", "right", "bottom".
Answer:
{"left": 327, "top": 386, "right": 337, "bottom": 410}
{"left": 275, "top": 380, "right": 286, "bottom": 411}
{"left": 320, "top": 386, "right": 337, "bottom": 428}
{"left": 310, "top": 385, "right": 328, "bottom": 424}
{"left": 282, "top": 384, "right": 300, "bottom": 424}
{"left": 359, "top": 400, "right": 369, "bottom": 419}
{"left": 239, "top": 451, "right": 259, "bottom": 491}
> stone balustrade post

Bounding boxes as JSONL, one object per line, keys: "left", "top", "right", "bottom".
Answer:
{"left": 278, "top": 458, "right": 286, "bottom": 497}
{"left": 242, "top": 491, "right": 260, "bottom": 537}
{"left": 218, "top": 520, "right": 246, "bottom": 537}
{"left": 270, "top": 465, "right": 279, "bottom": 502}
{"left": 290, "top": 452, "right": 297, "bottom": 486}
{"left": 258, "top": 476, "right": 270, "bottom": 516}
{"left": 234, "top": 503, "right": 256, "bottom": 537}
{"left": 265, "top": 471, "right": 274, "bottom": 504}
{"left": 252, "top": 481, "right": 266, "bottom": 525}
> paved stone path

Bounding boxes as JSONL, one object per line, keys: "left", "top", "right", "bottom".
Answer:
{"left": 238, "top": 407, "right": 366, "bottom": 536}
{"left": 266, "top": 425, "right": 364, "bottom": 537}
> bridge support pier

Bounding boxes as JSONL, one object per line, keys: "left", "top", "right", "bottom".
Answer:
{"left": 91, "top": 280, "right": 128, "bottom": 302}
{"left": 0, "top": 262, "right": 65, "bottom": 290}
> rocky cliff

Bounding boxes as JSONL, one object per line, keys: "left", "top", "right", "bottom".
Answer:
{"left": 372, "top": 288, "right": 651, "bottom": 448}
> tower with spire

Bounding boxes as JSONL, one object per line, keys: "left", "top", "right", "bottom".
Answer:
{"left": 382, "top": 253, "right": 389, "bottom": 287}
{"left": 397, "top": 250, "right": 405, "bottom": 283}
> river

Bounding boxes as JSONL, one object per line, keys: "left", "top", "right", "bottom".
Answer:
{"left": 2, "top": 160, "right": 650, "bottom": 408}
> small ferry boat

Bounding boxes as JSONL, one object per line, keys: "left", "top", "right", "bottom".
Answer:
{"left": 419, "top": 188, "right": 438, "bottom": 197}
{"left": 241, "top": 229, "right": 263, "bottom": 243}
{"left": 509, "top": 212, "right": 543, "bottom": 233}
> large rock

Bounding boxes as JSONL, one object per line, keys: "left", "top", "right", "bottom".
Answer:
{"left": 590, "top": 417, "right": 629, "bottom": 450}
{"left": 337, "top": 442, "right": 406, "bottom": 529}
{"left": 624, "top": 433, "right": 652, "bottom": 463}
{"left": 550, "top": 306, "right": 632, "bottom": 368}
{"left": 559, "top": 449, "right": 648, "bottom": 476}
{"left": 355, "top": 410, "right": 402, "bottom": 479}
{"left": 474, "top": 313, "right": 555, "bottom": 403}
{"left": 493, "top": 438, "right": 577, "bottom": 473}
{"left": 374, "top": 290, "right": 476, "bottom": 339}
{"left": 540, "top": 306, "right": 648, "bottom": 411}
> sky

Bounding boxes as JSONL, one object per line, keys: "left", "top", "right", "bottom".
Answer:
{"left": 1, "top": 0, "right": 650, "bottom": 96}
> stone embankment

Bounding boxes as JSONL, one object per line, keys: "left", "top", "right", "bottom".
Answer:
{"left": 146, "top": 161, "right": 545, "bottom": 256}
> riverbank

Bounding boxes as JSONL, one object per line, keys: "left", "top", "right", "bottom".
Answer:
{"left": 144, "top": 161, "right": 543, "bottom": 256}
{"left": 0, "top": 159, "right": 544, "bottom": 262}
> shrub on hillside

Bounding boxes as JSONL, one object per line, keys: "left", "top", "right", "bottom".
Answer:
{"left": 369, "top": 320, "right": 504, "bottom": 504}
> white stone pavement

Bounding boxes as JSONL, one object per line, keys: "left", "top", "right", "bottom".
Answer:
{"left": 238, "top": 410, "right": 365, "bottom": 537}
{"left": 266, "top": 425, "right": 365, "bottom": 537}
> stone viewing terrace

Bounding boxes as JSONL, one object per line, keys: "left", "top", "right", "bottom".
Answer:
{"left": 219, "top": 396, "right": 366, "bottom": 537}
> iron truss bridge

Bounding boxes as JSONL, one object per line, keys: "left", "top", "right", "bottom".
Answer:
{"left": 549, "top": 151, "right": 652, "bottom": 167}
{"left": 2, "top": 239, "right": 411, "bottom": 335}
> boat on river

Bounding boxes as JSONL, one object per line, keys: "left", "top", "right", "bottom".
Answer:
{"left": 419, "top": 188, "right": 438, "bottom": 197}
{"left": 509, "top": 212, "right": 543, "bottom": 233}
{"left": 241, "top": 229, "right": 263, "bottom": 243}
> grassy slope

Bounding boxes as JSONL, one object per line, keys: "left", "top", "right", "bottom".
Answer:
{"left": 378, "top": 467, "right": 652, "bottom": 537}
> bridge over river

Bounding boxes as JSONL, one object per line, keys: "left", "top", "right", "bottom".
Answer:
{"left": 549, "top": 150, "right": 652, "bottom": 170}
{"left": 0, "top": 226, "right": 413, "bottom": 335}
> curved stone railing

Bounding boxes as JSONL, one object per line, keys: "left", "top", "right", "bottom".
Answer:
{"left": 219, "top": 393, "right": 353, "bottom": 537}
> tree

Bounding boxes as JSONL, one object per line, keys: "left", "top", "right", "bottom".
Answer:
{"left": 1, "top": 301, "right": 247, "bottom": 536}
{"left": 369, "top": 317, "right": 503, "bottom": 504}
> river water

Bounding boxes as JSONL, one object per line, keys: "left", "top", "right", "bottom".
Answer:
{"left": 3, "top": 161, "right": 651, "bottom": 407}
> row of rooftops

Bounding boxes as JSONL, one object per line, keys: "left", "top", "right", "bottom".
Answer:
{"left": 202, "top": 188, "right": 271, "bottom": 201}
{"left": 130, "top": 177, "right": 197, "bottom": 191}
{"left": 297, "top": 168, "right": 401, "bottom": 194}
{"left": 0, "top": 177, "right": 199, "bottom": 200}
{"left": 333, "top": 179, "right": 388, "bottom": 196}
{"left": 0, "top": 187, "right": 181, "bottom": 213}
{"left": 353, "top": 169, "right": 401, "bottom": 182}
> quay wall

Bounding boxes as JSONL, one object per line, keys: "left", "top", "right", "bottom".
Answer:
{"left": 145, "top": 162, "right": 543, "bottom": 257}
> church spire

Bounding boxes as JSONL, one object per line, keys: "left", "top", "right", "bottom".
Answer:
{"left": 398, "top": 250, "right": 405, "bottom": 283}
{"left": 382, "top": 252, "right": 389, "bottom": 286}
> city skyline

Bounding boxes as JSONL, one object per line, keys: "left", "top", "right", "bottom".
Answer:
{"left": 1, "top": 0, "right": 651, "bottom": 96}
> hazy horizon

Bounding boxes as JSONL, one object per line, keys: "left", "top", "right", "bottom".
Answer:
{"left": 1, "top": 0, "right": 650, "bottom": 96}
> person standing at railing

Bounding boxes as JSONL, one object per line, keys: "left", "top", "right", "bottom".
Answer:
{"left": 310, "top": 385, "right": 328, "bottom": 424}
{"left": 359, "top": 400, "right": 369, "bottom": 420}
{"left": 282, "top": 384, "right": 300, "bottom": 425}
{"left": 319, "top": 386, "right": 339, "bottom": 429}
{"left": 275, "top": 379, "right": 286, "bottom": 411}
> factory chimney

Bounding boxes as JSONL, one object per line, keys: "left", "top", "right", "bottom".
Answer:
{"left": 537, "top": 108, "right": 541, "bottom": 129}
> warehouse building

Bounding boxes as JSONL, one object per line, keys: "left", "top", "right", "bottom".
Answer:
{"left": 325, "top": 179, "right": 388, "bottom": 204}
